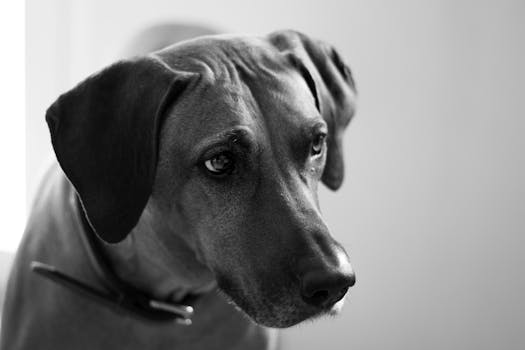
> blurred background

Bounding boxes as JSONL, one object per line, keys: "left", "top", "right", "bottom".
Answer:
{"left": 3, "top": 0, "right": 525, "bottom": 348}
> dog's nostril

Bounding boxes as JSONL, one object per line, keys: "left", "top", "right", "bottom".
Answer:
{"left": 303, "top": 286, "right": 349, "bottom": 308}
{"left": 300, "top": 270, "right": 355, "bottom": 308}
{"left": 309, "top": 290, "right": 329, "bottom": 305}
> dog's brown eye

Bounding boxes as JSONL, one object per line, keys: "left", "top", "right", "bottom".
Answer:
{"left": 204, "top": 153, "right": 234, "bottom": 175}
{"left": 311, "top": 134, "right": 326, "bottom": 156}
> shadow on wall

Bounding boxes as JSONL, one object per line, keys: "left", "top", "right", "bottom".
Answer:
{"left": 121, "top": 22, "right": 220, "bottom": 57}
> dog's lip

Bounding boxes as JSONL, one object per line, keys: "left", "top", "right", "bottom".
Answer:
{"left": 328, "top": 295, "right": 346, "bottom": 315}
{"left": 324, "top": 291, "right": 349, "bottom": 316}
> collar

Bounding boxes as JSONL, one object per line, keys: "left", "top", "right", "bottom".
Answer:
{"left": 30, "top": 196, "right": 194, "bottom": 325}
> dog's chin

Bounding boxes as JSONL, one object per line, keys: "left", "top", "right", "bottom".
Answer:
{"left": 233, "top": 296, "right": 346, "bottom": 328}
{"left": 217, "top": 281, "right": 347, "bottom": 328}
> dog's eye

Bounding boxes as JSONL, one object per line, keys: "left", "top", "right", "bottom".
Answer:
{"left": 204, "top": 153, "right": 234, "bottom": 175}
{"left": 311, "top": 134, "right": 326, "bottom": 156}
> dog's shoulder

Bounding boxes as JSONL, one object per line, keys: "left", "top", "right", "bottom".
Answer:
{"left": 1, "top": 163, "right": 99, "bottom": 349}
{"left": 24, "top": 163, "right": 78, "bottom": 252}
{"left": 6, "top": 162, "right": 83, "bottom": 293}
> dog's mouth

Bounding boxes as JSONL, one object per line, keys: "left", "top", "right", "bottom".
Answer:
{"left": 216, "top": 274, "right": 349, "bottom": 328}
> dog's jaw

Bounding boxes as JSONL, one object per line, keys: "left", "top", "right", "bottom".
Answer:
{"left": 215, "top": 272, "right": 349, "bottom": 329}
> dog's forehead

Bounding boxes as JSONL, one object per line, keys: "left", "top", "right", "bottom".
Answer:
{"left": 154, "top": 34, "right": 288, "bottom": 77}
{"left": 159, "top": 34, "right": 321, "bottom": 148}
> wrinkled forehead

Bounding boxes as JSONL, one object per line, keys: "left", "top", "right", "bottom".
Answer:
{"left": 159, "top": 36, "right": 321, "bottom": 150}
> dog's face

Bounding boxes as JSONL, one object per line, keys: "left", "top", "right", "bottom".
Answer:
{"left": 46, "top": 31, "right": 357, "bottom": 328}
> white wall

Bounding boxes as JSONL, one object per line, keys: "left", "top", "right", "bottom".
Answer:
{"left": 0, "top": 2, "right": 25, "bottom": 309}
{"left": 25, "top": 0, "right": 525, "bottom": 349}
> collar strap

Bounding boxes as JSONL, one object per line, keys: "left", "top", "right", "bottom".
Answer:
{"left": 30, "top": 197, "right": 194, "bottom": 325}
{"left": 31, "top": 262, "right": 193, "bottom": 325}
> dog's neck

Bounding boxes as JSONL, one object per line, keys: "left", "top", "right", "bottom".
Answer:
{"left": 99, "top": 205, "right": 217, "bottom": 303}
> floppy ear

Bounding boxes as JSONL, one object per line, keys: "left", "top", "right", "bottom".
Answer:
{"left": 46, "top": 56, "right": 192, "bottom": 243}
{"left": 269, "top": 30, "right": 357, "bottom": 190}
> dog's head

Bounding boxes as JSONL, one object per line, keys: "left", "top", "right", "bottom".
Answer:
{"left": 46, "top": 30, "right": 357, "bottom": 328}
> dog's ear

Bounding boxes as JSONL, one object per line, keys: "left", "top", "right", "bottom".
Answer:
{"left": 269, "top": 30, "right": 357, "bottom": 190}
{"left": 46, "top": 56, "right": 192, "bottom": 243}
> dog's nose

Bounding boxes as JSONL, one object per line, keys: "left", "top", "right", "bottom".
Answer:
{"left": 300, "top": 268, "right": 355, "bottom": 308}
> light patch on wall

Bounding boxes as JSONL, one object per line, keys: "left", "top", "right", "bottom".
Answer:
{"left": 0, "top": 1, "right": 25, "bottom": 252}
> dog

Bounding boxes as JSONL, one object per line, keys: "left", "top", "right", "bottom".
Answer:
{"left": 1, "top": 30, "right": 357, "bottom": 350}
